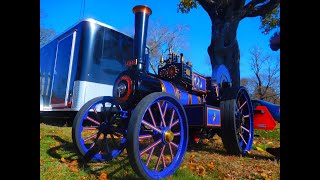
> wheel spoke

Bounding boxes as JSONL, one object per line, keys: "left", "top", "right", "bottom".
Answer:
{"left": 102, "top": 103, "right": 107, "bottom": 122}
{"left": 239, "top": 101, "right": 247, "bottom": 110}
{"left": 157, "top": 102, "right": 167, "bottom": 127}
{"left": 93, "top": 108, "right": 103, "bottom": 122}
{"left": 171, "top": 119, "right": 179, "bottom": 128}
{"left": 169, "top": 109, "right": 176, "bottom": 128}
{"left": 170, "top": 142, "right": 179, "bottom": 149}
{"left": 162, "top": 150, "right": 166, "bottom": 168}
{"left": 155, "top": 144, "right": 166, "bottom": 171}
{"left": 241, "top": 125, "right": 250, "bottom": 133}
{"left": 142, "top": 120, "right": 162, "bottom": 133}
{"left": 173, "top": 132, "right": 180, "bottom": 136}
{"left": 107, "top": 103, "right": 114, "bottom": 123}
{"left": 145, "top": 147, "right": 155, "bottom": 167}
{"left": 139, "top": 134, "right": 153, "bottom": 140}
{"left": 89, "top": 142, "right": 95, "bottom": 149}
{"left": 163, "top": 102, "right": 168, "bottom": 120}
{"left": 83, "top": 126, "right": 99, "bottom": 131}
{"left": 84, "top": 134, "right": 97, "bottom": 142}
{"left": 169, "top": 143, "right": 174, "bottom": 161}
{"left": 243, "top": 114, "right": 249, "bottom": 118}
{"left": 148, "top": 108, "right": 157, "bottom": 127}
{"left": 104, "top": 135, "right": 110, "bottom": 153}
{"left": 86, "top": 116, "right": 100, "bottom": 125}
{"left": 239, "top": 133, "right": 247, "bottom": 145}
{"left": 140, "top": 139, "right": 162, "bottom": 156}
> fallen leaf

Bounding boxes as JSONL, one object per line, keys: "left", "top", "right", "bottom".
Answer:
{"left": 70, "top": 160, "right": 78, "bottom": 166}
{"left": 49, "top": 145, "right": 56, "bottom": 148}
{"left": 256, "top": 147, "right": 265, "bottom": 152}
{"left": 165, "top": 156, "right": 171, "bottom": 162}
{"left": 196, "top": 165, "right": 206, "bottom": 177}
{"left": 55, "top": 142, "right": 60, "bottom": 146}
{"left": 207, "top": 162, "right": 215, "bottom": 170}
{"left": 267, "top": 141, "right": 273, "bottom": 145}
{"left": 202, "top": 139, "right": 209, "bottom": 144}
{"left": 60, "top": 157, "right": 67, "bottom": 163}
{"left": 40, "top": 136, "right": 42, "bottom": 140}
{"left": 99, "top": 172, "right": 108, "bottom": 180}
{"left": 70, "top": 167, "right": 79, "bottom": 172}
{"left": 245, "top": 150, "right": 252, "bottom": 154}
{"left": 80, "top": 176, "right": 86, "bottom": 180}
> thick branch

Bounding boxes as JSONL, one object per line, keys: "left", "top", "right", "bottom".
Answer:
{"left": 241, "top": 0, "right": 279, "bottom": 19}
{"left": 197, "top": 0, "right": 216, "bottom": 18}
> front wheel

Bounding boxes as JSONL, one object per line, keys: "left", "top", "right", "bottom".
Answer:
{"left": 220, "top": 87, "right": 254, "bottom": 155}
{"left": 127, "top": 92, "right": 188, "bottom": 180}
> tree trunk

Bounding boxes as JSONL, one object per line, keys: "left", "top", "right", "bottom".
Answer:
{"left": 208, "top": 19, "right": 241, "bottom": 89}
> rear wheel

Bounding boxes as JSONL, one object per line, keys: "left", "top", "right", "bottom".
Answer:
{"left": 72, "top": 96, "right": 127, "bottom": 162}
{"left": 127, "top": 92, "right": 188, "bottom": 180}
{"left": 220, "top": 87, "right": 254, "bottom": 155}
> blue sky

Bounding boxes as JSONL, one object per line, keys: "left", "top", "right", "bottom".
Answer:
{"left": 40, "top": 0, "right": 279, "bottom": 78}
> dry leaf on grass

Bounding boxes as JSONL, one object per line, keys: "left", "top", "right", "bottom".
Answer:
{"left": 60, "top": 157, "right": 67, "bottom": 163}
{"left": 196, "top": 165, "right": 206, "bottom": 177}
{"left": 70, "top": 167, "right": 79, "bottom": 172}
{"left": 70, "top": 160, "right": 78, "bottom": 166}
{"left": 99, "top": 172, "right": 108, "bottom": 180}
{"left": 206, "top": 162, "right": 215, "bottom": 170}
{"left": 256, "top": 147, "right": 265, "bottom": 152}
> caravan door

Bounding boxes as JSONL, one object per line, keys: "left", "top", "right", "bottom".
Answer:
{"left": 50, "top": 31, "right": 77, "bottom": 108}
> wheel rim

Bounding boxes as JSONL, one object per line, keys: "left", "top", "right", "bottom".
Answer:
{"left": 235, "top": 88, "right": 254, "bottom": 152}
{"left": 137, "top": 99, "right": 186, "bottom": 178}
{"left": 77, "top": 98, "right": 127, "bottom": 161}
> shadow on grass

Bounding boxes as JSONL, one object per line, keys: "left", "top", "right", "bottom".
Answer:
{"left": 186, "top": 139, "right": 276, "bottom": 161}
{"left": 46, "top": 135, "right": 140, "bottom": 180}
{"left": 45, "top": 135, "right": 275, "bottom": 179}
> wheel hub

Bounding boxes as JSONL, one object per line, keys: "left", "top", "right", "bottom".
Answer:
{"left": 99, "top": 122, "right": 111, "bottom": 134}
{"left": 164, "top": 130, "right": 174, "bottom": 143}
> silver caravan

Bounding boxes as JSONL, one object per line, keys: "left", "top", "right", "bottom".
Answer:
{"left": 40, "top": 18, "right": 141, "bottom": 117}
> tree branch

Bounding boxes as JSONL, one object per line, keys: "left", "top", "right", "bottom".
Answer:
{"left": 241, "top": 0, "right": 279, "bottom": 19}
{"left": 197, "top": 0, "right": 217, "bottom": 18}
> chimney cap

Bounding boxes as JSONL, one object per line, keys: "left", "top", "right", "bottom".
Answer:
{"left": 133, "top": 5, "right": 152, "bottom": 15}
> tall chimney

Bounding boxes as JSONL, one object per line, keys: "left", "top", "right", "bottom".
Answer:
{"left": 132, "top": 5, "right": 152, "bottom": 73}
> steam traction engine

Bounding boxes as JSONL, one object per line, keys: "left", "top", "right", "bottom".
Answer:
{"left": 72, "top": 5, "right": 254, "bottom": 180}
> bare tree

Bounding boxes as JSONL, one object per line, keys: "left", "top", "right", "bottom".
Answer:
{"left": 147, "top": 20, "right": 189, "bottom": 73}
{"left": 40, "top": 10, "right": 56, "bottom": 46}
{"left": 248, "top": 45, "right": 280, "bottom": 103}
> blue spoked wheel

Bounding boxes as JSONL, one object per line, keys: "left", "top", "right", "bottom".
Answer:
{"left": 127, "top": 92, "right": 188, "bottom": 180}
{"left": 72, "top": 96, "right": 127, "bottom": 162}
{"left": 220, "top": 87, "right": 254, "bottom": 155}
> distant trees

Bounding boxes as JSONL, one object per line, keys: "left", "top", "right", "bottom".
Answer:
{"left": 241, "top": 45, "right": 280, "bottom": 104}
{"left": 147, "top": 20, "right": 189, "bottom": 73}
{"left": 40, "top": 10, "right": 56, "bottom": 46}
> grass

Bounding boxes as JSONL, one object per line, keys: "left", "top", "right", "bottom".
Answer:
{"left": 40, "top": 122, "right": 280, "bottom": 180}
